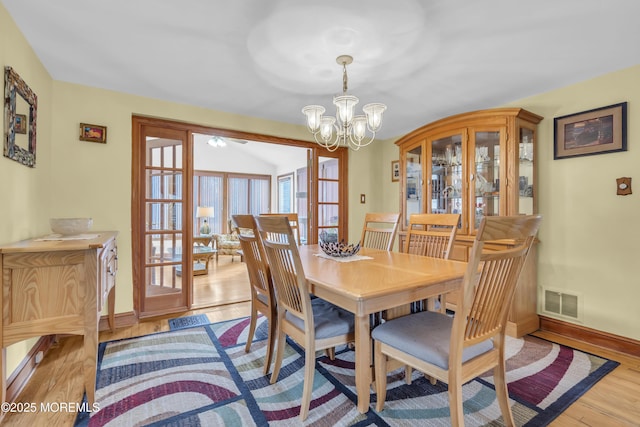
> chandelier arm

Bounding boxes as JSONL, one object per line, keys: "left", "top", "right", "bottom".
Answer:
{"left": 312, "top": 130, "right": 341, "bottom": 152}
{"left": 348, "top": 132, "right": 376, "bottom": 149}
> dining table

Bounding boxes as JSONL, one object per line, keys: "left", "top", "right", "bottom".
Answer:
{"left": 298, "top": 244, "right": 468, "bottom": 413}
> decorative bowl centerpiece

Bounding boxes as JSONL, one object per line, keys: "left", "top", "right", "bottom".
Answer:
{"left": 319, "top": 239, "right": 361, "bottom": 258}
{"left": 50, "top": 217, "right": 93, "bottom": 235}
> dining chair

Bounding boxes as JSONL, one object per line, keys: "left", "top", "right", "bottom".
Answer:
{"left": 373, "top": 215, "right": 542, "bottom": 427}
{"left": 255, "top": 215, "right": 355, "bottom": 421}
{"left": 231, "top": 215, "right": 277, "bottom": 375}
{"left": 259, "top": 213, "right": 302, "bottom": 245}
{"left": 360, "top": 212, "right": 400, "bottom": 251}
{"left": 403, "top": 213, "right": 460, "bottom": 313}
{"left": 360, "top": 212, "right": 400, "bottom": 328}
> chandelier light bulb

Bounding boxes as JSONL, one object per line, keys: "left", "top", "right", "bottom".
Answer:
{"left": 302, "top": 55, "right": 386, "bottom": 152}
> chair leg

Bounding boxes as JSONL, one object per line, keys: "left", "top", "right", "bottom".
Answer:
{"left": 244, "top": 305, "right": 258, "bottom": 353}
{"left": 299, "top": 340, "right": 316, "bottom": 421}
{"left": 494, "top": 360, "right": 515, "bottom": 426}
{"left": 324, "top": 347, "right": 335, "bottom": 360}
{"left": 374, "top": 340, "right": 388, "bottom": 412}
{"left": 263, "top": 314, "right": 277, "bottom": 376}
{"left": 270, "top": 327, "right": 287, "bottom": 385}
{"left": 448, "top": 374, "right": 464, "bottom": 427}
{"left": 404, "top": 365, "right": 413, "bottom": 385}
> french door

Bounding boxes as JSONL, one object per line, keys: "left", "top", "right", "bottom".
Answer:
{"left": 133, "top": 119, "right": 193, "bottom": 317}
{"left": 132, "top": 115, "right": 348, "bottom": 318}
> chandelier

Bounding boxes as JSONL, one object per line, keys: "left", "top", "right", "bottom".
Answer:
{"left": 302, "top": 55, "right": 387, "bottom": 152}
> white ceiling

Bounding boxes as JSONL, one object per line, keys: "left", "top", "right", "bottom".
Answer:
{"left": 3, "top": 0, "right": 640, "bottom": 140}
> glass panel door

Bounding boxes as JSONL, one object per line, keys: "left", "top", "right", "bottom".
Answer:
{"left": 430, "top": 133, "right": 464, "bottom": 230}
{"left": 471, "top": 130, "right": 501, "bottom": 231}
{"left": 519, "top": 127, "right": 535, "bottom": 215}
{"left": 317, "top": 156, "right": 340, "bottom": 243}
{"left": 140, "top": 127, "right": 190, "bottom": 315}
{"left": 404, "top": 144, "right": 422, "bottom": 228}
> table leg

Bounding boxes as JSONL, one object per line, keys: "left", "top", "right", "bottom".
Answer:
{"left": 354, "top": 313, "right": 371, "bottom": 413}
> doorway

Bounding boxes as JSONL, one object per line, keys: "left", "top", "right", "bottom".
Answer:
{"left": 132, "top": 116, "right": 349, "bottom": 318}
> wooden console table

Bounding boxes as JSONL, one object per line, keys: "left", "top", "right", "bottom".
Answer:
{"left": 0, "top": 231, "right": 118, "bottom": 406}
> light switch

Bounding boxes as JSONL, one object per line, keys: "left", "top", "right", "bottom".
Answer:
{"left": 360, "top": 194, "right": 366, "bottom": 204}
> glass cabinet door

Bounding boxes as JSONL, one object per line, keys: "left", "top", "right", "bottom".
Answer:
{"left": 430, "top": 133, "right": 464, "bottom": 230}
{"left": 518, "top": 127, "right": 535, "bottom": 215}
{"left": 403, "top": 144, "right": 423, "bottom": 228}
{"left": 471, "top": 130, "right": 501, "bottom": 231}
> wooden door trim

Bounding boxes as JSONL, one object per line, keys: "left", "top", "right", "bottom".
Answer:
{"left": 132, "top": 115, "right": 349, "bottom": 315}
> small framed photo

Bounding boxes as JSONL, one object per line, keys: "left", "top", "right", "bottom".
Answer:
{"left": 14, "top": 114, "right": 27, "bottom": 134}
{"left": 391, "top": 160, "right": 400, "bottom": 182}
{"left": 79, "top": 123, "right": 107, "bottom": 143}
{"left": 554, "top": 102, "right": 627, "bottom": 160}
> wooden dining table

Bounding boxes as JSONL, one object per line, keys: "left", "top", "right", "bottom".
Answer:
{"left": 298, "top": 244, "right": 467, "bottom": 413}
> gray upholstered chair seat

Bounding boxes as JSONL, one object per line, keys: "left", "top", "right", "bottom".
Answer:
{"left": 371, "top": 310, "right": 493, "bottom": 370}
{"left": 286, "top": 298, "right": 354, "bottom": 339}
{"left": 256, "top": 292, "right": 268, "bottom": 305}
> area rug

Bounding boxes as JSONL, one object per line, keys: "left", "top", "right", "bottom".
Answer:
{"left": 75, "top": 315, "right": 619, "bottom": 426}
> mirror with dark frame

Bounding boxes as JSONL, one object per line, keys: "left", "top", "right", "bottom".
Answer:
{"left": 4, "top": 66, "right": 37, "bottom": 167}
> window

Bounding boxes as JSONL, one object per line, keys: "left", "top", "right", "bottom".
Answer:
{"left": 193, "top": 171, "right": 270, "bottom": 233}
{"left": 277, "top": 173, "right": 294, "bottom": 213}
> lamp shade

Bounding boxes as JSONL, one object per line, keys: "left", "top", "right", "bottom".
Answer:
{"left": 196, "top": 206, "right": 214, "bottom": 218}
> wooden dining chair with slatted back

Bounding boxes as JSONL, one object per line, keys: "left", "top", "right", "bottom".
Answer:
{"left": 255, "top": 215, "right": 355, "bottom": 421}
{"left": 259, "top": 212, "right": 302, "bottom": 245}
{"left": 390, "top": 213, "right": 460, "bottom": 383}
{"left": 373, "top": 215, "right": 542, "bottom": 427}
{"left": 232, "top": 214, "right": 277, "bottom": 375}
{"left": 360, "top": 212, "right": 400, "bottom": 251}
{"left": 360, "top": 212, "right": 401, "bottom": 329}
{"left": 403, "top": 213, "right": 460, "bottom": 312}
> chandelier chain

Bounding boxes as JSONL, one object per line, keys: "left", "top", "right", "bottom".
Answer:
{"left": 342, "top": 62, "right": 348, "bottom": 94}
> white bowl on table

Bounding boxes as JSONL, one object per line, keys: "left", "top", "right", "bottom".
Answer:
{"left": 49, "top": 218, "right": 93, "bottom": 235}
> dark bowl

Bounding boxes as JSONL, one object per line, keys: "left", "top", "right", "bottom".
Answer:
{"left": 319, "top": 239, "right": 361, "bottom": 257}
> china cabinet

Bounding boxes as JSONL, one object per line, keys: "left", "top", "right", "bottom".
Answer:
{"left": 396, "top": 108, "right": 543, "bottom": 337}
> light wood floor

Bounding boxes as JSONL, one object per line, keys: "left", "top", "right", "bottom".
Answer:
{"left": 192, "top": 255, "right": 251, "bottom": 308}
{"left": 2, "top": 263, "right": 639, "bottom": 425}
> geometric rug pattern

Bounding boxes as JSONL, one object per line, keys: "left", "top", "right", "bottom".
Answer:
{"left": 75, "top": 315, "right": 619, "bottom": 426}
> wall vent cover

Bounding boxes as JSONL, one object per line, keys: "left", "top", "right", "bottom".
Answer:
{"left": 543, "top": 288, "right": 580, "bottom": 320}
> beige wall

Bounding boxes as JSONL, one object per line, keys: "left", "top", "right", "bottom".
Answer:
{"left": 0, "top": 4, "right": 54, "bottom": 376}
{"left": 507, "top": 66, "right": 640, "bottom": 340}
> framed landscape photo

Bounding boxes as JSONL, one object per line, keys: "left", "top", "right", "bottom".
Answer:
{"left": 554, "top": 102, "right": 627, "bottom": 160}
{"left": 391, "top": 160, "right": 400, "bottom": 182}
{"left": 80, "top": 123, "right": 107, "bottom": 143}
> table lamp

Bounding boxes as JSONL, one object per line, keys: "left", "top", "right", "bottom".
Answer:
{"left": 196, "top": 206, "right": 214, "bottom": 235}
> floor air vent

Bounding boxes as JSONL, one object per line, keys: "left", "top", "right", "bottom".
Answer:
{"left": 543, "top": 289, "right": 580, "bottom": 320}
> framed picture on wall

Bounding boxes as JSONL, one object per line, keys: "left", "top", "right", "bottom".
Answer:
{"left": 554, "top": 102, "right": 627, "bottom": 159}
{"left": 80, "top": 123, "right": 107, "bottom": 143}
{"left": 391, "top": 160, "right": 400, "bottom": 182}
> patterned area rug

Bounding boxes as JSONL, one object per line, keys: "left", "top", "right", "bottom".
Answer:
{"left": 75, "top": 315, "right": 618, "bottom": 426}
